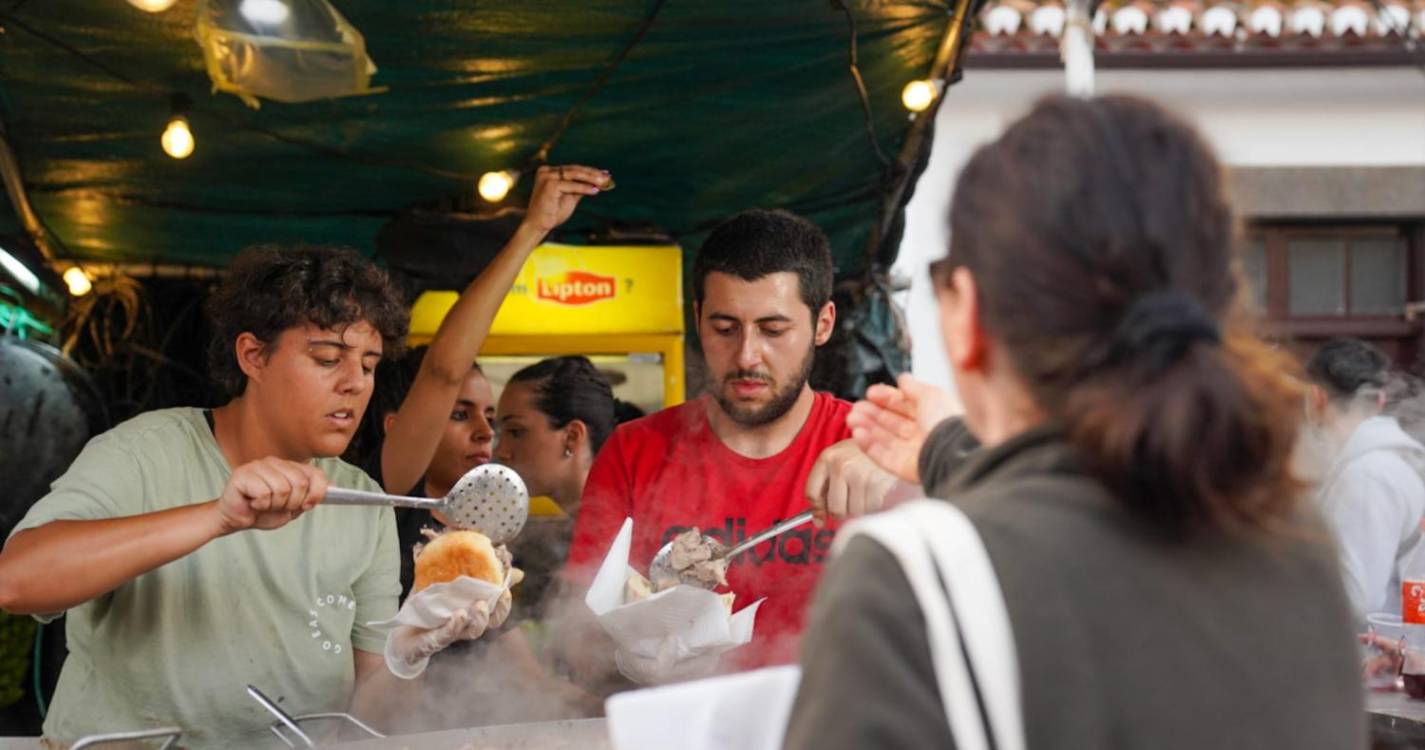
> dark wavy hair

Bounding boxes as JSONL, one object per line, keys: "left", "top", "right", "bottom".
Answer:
{"left": 508, "top": 356, "right": 625, "bottom": 454}
{"left": 942, "top": 95, "right": 1303, "bottom": 535}
{"left": 1306, "top": 338, "right": 1389, "bottom": 406}
{"left": 206, "top": 245, "right": 409, "bottom": 399}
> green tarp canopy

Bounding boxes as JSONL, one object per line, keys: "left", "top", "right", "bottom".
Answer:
{"left": 0, "top": 0, "right": 963, "bottom": 278}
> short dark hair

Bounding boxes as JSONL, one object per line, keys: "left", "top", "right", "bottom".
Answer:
{"left": 206, "top": 244, "right": 409, "bottom": 399}
{"left": 509, "top": 356, "right": 618, "bottom": 454}
{"left": 1306, "top": 337, "right": 1389, "bottom": 404}
{"left": 692, "top": 209, "right": 835, "bottom": 316}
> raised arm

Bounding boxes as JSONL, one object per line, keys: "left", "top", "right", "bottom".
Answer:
{"left": 380, "top": 164, "right": 610, "bottom": 493}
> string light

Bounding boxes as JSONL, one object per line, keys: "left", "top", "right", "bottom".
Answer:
{"left": 161, "top": 94, "right": 195, "bottom": 160}
{"left": 127, "top": 0, "right": 179, "bottom": 12}
{"left": 901, "top": 79, "right": 937, "bottom": 113}
{"left": 0, "top": 245, "right": 40, "bottom": 295}
{"left": 478, "top": 170, "right": 516, "bottom": 203}
{"left": 161, "top": 118, "right": 194, "bottom": 159}
{"left": 240, "top": 0, "right": 292, "bottom": 25}
{"left": 63, "top": 267, "right": 93, "bottom": 297}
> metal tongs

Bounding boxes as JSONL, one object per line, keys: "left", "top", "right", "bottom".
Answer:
{"left": 649, "top": 510, "right": 816, "bottom": 590}
{"left": 324, "top": 463, "right": 529, "bottom": 544}
{"left": 247, "top": 684, "right": 385, "bottom": 749}
{"left": 70, "top": 727, "right": 184, "bottom": 749}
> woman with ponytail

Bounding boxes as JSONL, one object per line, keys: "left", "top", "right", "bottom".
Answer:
{"left": 494, "top": 355, "right": 639, "bottom": 615}
{"left": 784, "top": 96, "right": 1362, "bottom": 750}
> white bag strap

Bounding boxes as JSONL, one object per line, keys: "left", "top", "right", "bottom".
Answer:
{"left": 835, "top": 500, "right": 1025, "bottom": 750}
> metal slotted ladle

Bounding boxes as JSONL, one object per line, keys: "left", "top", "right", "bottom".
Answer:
{"left": 649, "top": 510, "right": 816, "bottom": 590}
{"left": 323, "top": 463, "right": 529, "bottom": 544}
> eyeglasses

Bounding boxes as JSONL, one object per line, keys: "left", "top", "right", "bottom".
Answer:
{"left": 928, "top": 257, "right": 954, "bottom": 287}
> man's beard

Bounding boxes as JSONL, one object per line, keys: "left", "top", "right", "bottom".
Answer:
{"left": 713, "top": 344, "right": 816, "bottom": 428}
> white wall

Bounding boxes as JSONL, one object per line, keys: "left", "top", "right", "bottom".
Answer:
{"left": 896, "top": 67, "right": 1425, "bottom": 393}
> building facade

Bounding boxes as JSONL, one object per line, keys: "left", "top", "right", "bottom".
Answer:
{"left": 898, "top": 0, "right": 1425, "bottom": 396}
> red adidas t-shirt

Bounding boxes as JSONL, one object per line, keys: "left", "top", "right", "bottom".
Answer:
{"left": 566, "top": 391, "right": 852, "bottom": 669}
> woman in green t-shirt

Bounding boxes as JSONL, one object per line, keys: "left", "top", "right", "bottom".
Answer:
{"left": 0, "top": 244, "right": 436, "bottom": 746}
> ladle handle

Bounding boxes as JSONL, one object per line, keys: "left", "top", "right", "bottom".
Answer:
{"left": 723, "top": 510, "right": 816, "bottom": 559}
{"left": 324, "top": 487, "right": 446, "bottom": 511}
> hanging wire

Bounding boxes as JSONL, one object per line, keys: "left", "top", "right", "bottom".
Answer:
{"left": 32, "top": 626, "right": 45, "bottom": 720}
{"left": 832, "top": 0, "right": 893, "bottom": 169}
{"left": 532, "top": 0, "right": 669, "bottom": 165}
{"left": 59, "top": 272, "right": 214, "bottom": 420}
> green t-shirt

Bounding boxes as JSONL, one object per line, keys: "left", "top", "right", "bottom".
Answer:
{"left": 10, "top": 407, "right": 400, "bottom": 748}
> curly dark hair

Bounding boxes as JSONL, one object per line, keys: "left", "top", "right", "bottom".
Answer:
{"left": 206, "top": 245, "right": 410, "bottom": 399}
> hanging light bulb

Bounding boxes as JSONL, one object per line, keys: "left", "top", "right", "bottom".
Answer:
{"left": 162, "top": 117, "right": 195, "bottom": 159}
{"left": 128, "top": 0, "right": 179, "bottom": 12}
{"left": 240, "top": 0, "right": 292, "bottom": 25}
{"left": 161, "top": 94, "right": 195, "bottom": 160}
{"left": 901, "top": 79, "right": 938, "bottom": 113}
{"left": 63, "top": 267, "right": 93, "bottom": 297}
{"left": 0, "top": 245, "right": 40, "bottom": 295}
{"left": 478, "top": 170, "right": 516, "bottom": 203}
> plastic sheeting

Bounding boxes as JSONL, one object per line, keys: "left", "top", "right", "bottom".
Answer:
{"left": 194, "top": 0, "right": 378, "bottom": 107}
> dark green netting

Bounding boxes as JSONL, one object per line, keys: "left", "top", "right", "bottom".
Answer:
{"left": 0, "top": 0, "right": 957, "bottom": 278}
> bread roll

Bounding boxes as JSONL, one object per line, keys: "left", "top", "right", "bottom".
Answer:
{"left": 413, "top": 530, "right": 504, "bottom": 592}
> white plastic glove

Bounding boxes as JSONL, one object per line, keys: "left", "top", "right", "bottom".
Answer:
{"left": 383, "top": 566, "right": 525, "bottom": 679}
{"left": 386, "top": 600, "right": 489, "bottom": 679}
{"left": 477, "top": 567, "right": 523, "bottom": 636}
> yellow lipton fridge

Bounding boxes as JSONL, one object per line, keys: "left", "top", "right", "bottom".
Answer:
{"left": 408, "top": 242, "right": 685, "bottom": 420}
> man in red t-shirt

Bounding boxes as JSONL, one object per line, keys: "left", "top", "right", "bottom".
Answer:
{"left": 563, "top": 209, "right": 905, "bottom": 677}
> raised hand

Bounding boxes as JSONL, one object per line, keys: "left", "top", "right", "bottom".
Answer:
{"left": 846, "top": 374, "right": 961, "bottom": 484}
{"left": 522, "top": 164, "right": 610, "bottom": 236}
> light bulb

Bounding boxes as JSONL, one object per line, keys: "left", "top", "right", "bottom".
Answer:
{"left": 240, "top": 0, "right": 291, "bottom": 25}
{"left": 901, "top": 79, "right": 937, "bottom": 113}
{"left": 162, "top": 116, "right": 195, "bottom": 159}
{"left": 478, "top": 170, "right": 515, "bottom": 203}
{"left": 63, "top": 267, "right": 93, "bottom": 297}
{"left": 0, "top": 246, "right": 40, "bottom": 295}
{"left": 127, "top": 0, "right": 179, "bottom": 12}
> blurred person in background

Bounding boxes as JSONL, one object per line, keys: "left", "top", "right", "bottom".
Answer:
{"left": 785, "top": 95, "right": 1362, "bottom": 750}
{"left": 1384, "top": 369, "right": 1425, "bottom": 449}
{"left": 0, "top": 246, "right": 442, "bottom": 746}
{"left": 1306, "top": 337, "right": 1425, "bottom": 618}
{"left": 494, "top": 355, "right": 634, "bottom": 618}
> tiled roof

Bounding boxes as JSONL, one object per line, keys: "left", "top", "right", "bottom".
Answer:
{"left": 971, "top": 0, "right": 1424, "bottom": 55}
